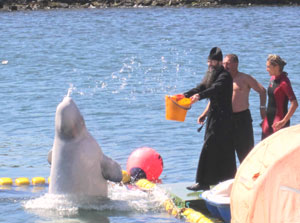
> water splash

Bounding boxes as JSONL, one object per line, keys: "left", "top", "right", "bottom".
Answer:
{"left": 66, "top": 84, "right": 76, "bottom": 98}
{"left": 24, "top": 183, "right": 169, "bottom": 215}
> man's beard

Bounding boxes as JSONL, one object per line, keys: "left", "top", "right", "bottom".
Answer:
{"left": 201, "top": 65, "right": 223, "bottom": 89}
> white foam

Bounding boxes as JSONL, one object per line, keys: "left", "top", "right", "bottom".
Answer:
{"left": 24, "top": 183, "right": 169, "bottom": 215}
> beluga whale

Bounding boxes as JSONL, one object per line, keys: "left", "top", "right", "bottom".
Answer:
{"left": 48, "top": 95, "right": 122, "bottom": 197}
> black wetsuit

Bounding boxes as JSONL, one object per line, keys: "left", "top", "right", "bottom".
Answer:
{"left": 232, "top": 109, "right": 254, "bottom": 163}
{"left": 184, "top": 67, "right": 236, "bottom": 187}
{"left": 262, "top": 73, "right": 296, "bottom": 139}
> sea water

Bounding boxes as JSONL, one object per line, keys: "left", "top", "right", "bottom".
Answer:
{"left": 0, "top": 6, "right": 300, "bottom": 223}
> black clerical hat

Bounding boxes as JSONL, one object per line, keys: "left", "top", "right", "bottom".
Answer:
{"left": 208, "top": 47, "right": 223, "bottom": 61}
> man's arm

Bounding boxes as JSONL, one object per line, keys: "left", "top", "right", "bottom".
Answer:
{"left": 190, "top": 71, "right": 232, "bottom": 105}
{"left": 198, "top": 101, "right": 210, "bottom": 124}
{"left": 247, "top": 75, "right": 266, "bottom": 119}
{"left": 183, "top": 83, "right": 206, "bottom": 98}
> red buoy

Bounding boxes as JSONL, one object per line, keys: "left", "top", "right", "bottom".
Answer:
{"left": 126, "top": 147, "right": 163, "bottom": 181}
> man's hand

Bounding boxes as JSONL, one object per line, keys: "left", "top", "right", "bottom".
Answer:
{"left": 197, "top": 114, "right": 206, "bottom": 124}
{"left": 191, "top": 94, "right": 200, "bottom": 104}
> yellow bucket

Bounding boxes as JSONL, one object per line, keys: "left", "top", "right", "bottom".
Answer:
{"left": 165, "top": 95, "right": 191, "bottom": 122}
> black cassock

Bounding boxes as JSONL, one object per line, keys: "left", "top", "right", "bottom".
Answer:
{"left": 184, "top": 67, "right": 236, "bottom": 186}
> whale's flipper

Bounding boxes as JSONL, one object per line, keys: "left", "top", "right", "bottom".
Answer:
{"left": 48, "top": 149, "right": 52, "bottom": 164}
{"left": 101, "top": 154, "right": 122, "bottom": 183}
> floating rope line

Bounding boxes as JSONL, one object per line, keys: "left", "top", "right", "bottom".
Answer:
{"left": 0, "top": 177, "right": 48, "bottom": 186}
{"left": 0, "top": 171, "right": 131, "bottom": 187}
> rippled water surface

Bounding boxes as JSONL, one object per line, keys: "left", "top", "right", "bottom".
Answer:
{"left": 1, "top": 6, "right": 300, "bottom": 223}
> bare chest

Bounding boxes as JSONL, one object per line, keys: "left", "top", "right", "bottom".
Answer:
{"left": 233, "top": 78, "right": 249, "bottom": 93}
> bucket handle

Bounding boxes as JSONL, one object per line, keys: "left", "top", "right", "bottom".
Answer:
{"left": 168, "top": 96, "right": 191, "bottom": 110}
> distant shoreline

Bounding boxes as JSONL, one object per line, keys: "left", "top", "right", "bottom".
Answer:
{"left": 0, "top": 0, "right": 299, "bottom": 11}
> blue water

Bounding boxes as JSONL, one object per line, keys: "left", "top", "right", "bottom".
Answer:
{"left": 1, "top": 6, "right": 300, "bottom": 223}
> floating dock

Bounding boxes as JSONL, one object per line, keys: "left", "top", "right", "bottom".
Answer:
{"left": 159, "top": 182, "right": 224, "bottom": 222}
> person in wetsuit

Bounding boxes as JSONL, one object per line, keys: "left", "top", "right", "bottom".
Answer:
{"left": 198, "top": 54, "right": 266, "bottom": 164}
{"left": 179, "top": 47, "right": 237, "bottom": 191}
{"left": 261, "top": 54, "right": 298, "bottom": 139}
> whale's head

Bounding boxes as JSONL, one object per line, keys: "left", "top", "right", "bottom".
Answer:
{"left": 55, "top": 97, "right": 86, "bottom": 140}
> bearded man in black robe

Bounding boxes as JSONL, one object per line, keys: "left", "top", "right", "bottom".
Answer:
{"left": 183, "top": 47, "right": 236, "bottom": 191}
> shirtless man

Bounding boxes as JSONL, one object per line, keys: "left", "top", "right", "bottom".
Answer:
{"left": 198, "top": 54, "right": 266, "bottom": 163}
